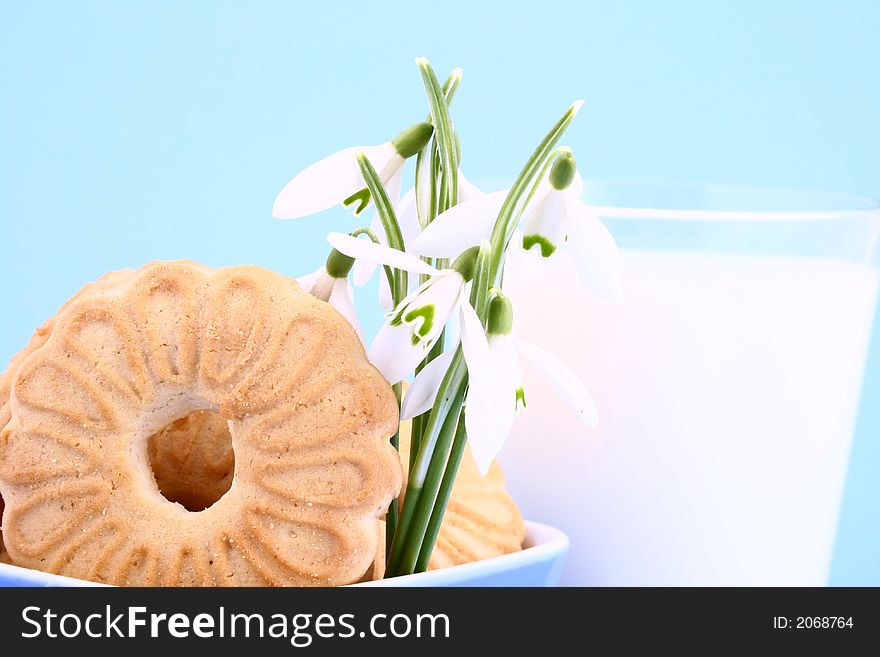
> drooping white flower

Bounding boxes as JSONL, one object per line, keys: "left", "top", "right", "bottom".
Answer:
{"left": 329, "top": 232, "right": 513, "bottom": 465}
{"left": 402, "top": 293, "right": 597, "bottom": 474}
{"left": 327, "top": 232, "right": 474, "bottom": 384}
{"left": 412, "top": 151, "right": 622, "bottom": 303}
{"left": 272, "top": 122, "right": 433, "bottom": 220}
{"left": 352, "top": 171, "right": 484, "bottom": 311}
{"left": 296, "top": 248, "right": 362, "bottom": 341}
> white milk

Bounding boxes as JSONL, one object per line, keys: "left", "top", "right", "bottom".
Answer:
{"left": 500, "top": 248, "right": 879, "bottom": 585}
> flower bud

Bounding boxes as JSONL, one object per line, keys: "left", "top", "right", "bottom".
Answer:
{"left": 325, "top": 248, "right": 355, "bottom": 279}
{"left": 549, "top": 151, "right": 577, "bottom": 191}
{"left": 487, "top": 295, "right": 514, "bottom": 336}
{"left": 451, "top": 245, "right": 480, "bottom": 281}
{"left": 392, "top": 122, "right": 434, "bottom": 159}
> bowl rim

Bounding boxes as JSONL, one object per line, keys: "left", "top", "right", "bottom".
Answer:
{"left": 0, "top": 520, "right": 568, "bottom": 587}
{"left": 353, "top": 520, "right": 569, "bottom": 587}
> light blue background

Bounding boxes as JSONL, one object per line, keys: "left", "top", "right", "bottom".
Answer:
{"left": 1, "top": 0, "right": 878, "bottom": 584}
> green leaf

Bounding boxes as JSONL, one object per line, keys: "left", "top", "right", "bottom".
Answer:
{"left": 416, "top": 58, "right": 459, "bottom": 212}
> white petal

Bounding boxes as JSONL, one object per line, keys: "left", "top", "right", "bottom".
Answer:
{"left": 458, "top": 171, "right": 483, "bottom": 203}
{"left": 378, "top": 267, "right": 394, "bottom": 311}
{"left": 327, "top": 232, "right": 438, "bottom": 276}
{"left": 328, "top": 278, "right": 363, "bottom": 343}
{"left": 352, "top": 215, "right": 383, "bottom": 287}
{"left": 368, "top": 272, "right": 465, "bottom": 384}
{"left": 381, "top": 161, "right": 404, "bottom": 203}
{"left": 295, "top": 267, "right": 325, "bottom": 295}
{"left": 489, "top": 333, "right": 526, "bottom": 414}
{"left": 516, "top": 339, "right": 598, "bottom": 428}
{"left": 395, "top": 187, "right": 423, "bottom": 247}
{"left": 565, "top": 197, "right": 622, "bottom": 303}
{"left": 400, "top": 348, "right": 457, "bottom": 420}
{"left": 296, "top": 266, "right": 334, "bottom": 302}
{"left": 520, "top": 188, "right": 566, "bottom": 257}
{"left": 369, "top": 322, "right": 431, "bottom": 385}
{"left": 415, "top": 146, "right": 433, "bottom": 229}
{"left": 521, "top": 176, "right": 553, "bottom": 219}
{"left": 443, "top": 305, "right": 461, "bottom": 346}
{"left": 411, "top": 191, "right": 508, "bottom": 258}
{"left": 459, "top": 302, "right": 508, "bottom": 475}
{"left": 571, "top": 170, "right": 584, "bottom": 197}
{"left": 272, "top": 143, "right": 395, "bottom": 220}
{"left": 410, "top": 272, "right": 466, "bottom": 338}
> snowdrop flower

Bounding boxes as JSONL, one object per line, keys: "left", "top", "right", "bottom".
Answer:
{"left": 329, "top": 232, "right": 512, "bottom": 470}
{"left": 296, "top": 247, "right": 362, "bottom": 341}
{"left": 402, "top": 293, "right": 597, "bottom": 474}
{"left": 272, "top": 122, "right": 434, "bottom": 220}
{"left": 412, "top": 151, "right": 622, "bottom": 302}
{"left": 353, "top": 171, "right": 485, "bottom": 310}
{"left": 327, "top": 232, "right": 477, "bottom": 384}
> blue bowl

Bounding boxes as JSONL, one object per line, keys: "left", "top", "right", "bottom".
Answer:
{"left": 0, "top": 521, "right": 568, "bottom": 587}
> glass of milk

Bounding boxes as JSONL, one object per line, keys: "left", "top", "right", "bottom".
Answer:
{"left": 499, "top": 182, "right": 880, "bottom": 586}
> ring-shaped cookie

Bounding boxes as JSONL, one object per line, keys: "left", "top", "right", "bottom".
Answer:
{"left": 0, "top": 261, "right": 401, "bottom": 586}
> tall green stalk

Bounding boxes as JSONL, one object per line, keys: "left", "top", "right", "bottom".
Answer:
{"left": 356, "top": 154, "right": 409, "bottom": 554}
{"left": 387, "top": 101, "right": 583, "bottom": 576}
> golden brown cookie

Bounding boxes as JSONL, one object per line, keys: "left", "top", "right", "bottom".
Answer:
{"left": 0, "top": 270, "right": 134, "bottom": 562}
{"left": 0, "top": 260, "right": 402, "bottom": 586}
{"left": 380, "top": 420, "right": 525, "bottom": 573}
{"left": 0, "top": 270, "right": 236, "bottom": 562}
{"left": 0, "top": 269, "right": 234, "bottom": 555}
{"left": 0, "top": 270, "right": 134, "bottom": 432}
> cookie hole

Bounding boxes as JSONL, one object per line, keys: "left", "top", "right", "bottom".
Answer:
{"left": 146, "top": 410, "right": 235, "bottom": 512}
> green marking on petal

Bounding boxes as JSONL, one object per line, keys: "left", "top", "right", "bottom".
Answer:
{"left": 403, "top": 304, "right": 435, "bottom": 339}
{"left": 343, "top": 188, "right": 371, "bottom": 215}
{"left": 515, "top": 386, "right": 527, "bottom": 411}
{"left": 522, "top": 234, "right": 557, "bottom": 257}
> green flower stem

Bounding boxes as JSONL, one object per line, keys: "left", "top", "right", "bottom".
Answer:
{"left": 386, "top": 381, "right": 401, "bottom": 554}
{"left": 409, "top": 242, "right": 491, "bottom": 570}
{"left": 487, "top": 101, "right": 583, "bottom": 288}
{"left": 401, "top": 400, "right": 465, "bottom": 575}
{"left": 386, "top": 371, "right": 467, "bottom": 576}
{"left": 415, "top": 414, "right": 467, "bottom": 571}
{"left": 388, "top": 78, "right": 583, "bottom": 576}
{"left": 438, "top": 170, "right": 450, "bottom": 215}
{"left": 410, "top": 325, "right": 447, "bottom": 471}
{"left": 409, "top": 67, "right": 462, "bottom": 453}
{"left": 414, "top": 69, "right": 462, "bottom": 230}
{"left": 386, "top": 346, "right": 467, "bottom": 570}
{"left": 356, "top": 155, "right": 406, "bottom": 253}
{"left": 414, "top": 146, "right": 432, "bottom": 230}
{"left": 470, "top": 241, "right": 492, "bottom": 318}
{"left": 356, "top": 154, "right": 408, "bottom": 304}
{"left": 349, "top": 226, "right": 381, "bottom": 241}
{"left": 416, "top": 58, "right": 458, "bottom": 212}
{"left": 441, "top": 68, "right": 463, "bottom": 105}
{"left": 348, "top": 226, "right": 395, "bottom": 291}
{"left": 355, "top": 154, "right": 410, "bottom": 553}
{"left": 387, "top": 244, "right": 490, "bottom": 575}
{"left": 394, "top": 108, "right": 581, "bottom": 574}
{"left": 409, "top": 414, "right": 423, "bottom": 473}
